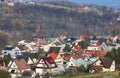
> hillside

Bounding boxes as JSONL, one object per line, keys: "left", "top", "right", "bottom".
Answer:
{"left": 0, "top": 2, "right": 120, "bottom": 41}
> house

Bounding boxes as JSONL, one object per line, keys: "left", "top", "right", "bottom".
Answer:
{"left": 89, "top": 57, "right": 115, "bottom": 73}
{"left": 48, "top": 47, "right": 61, "bottom": 54}
{"left": 8, "top": 59, "right": 30, "bottom": 77}
{"left": 67, "top": 55, "right": 87, "bottom": 68}
{"left": 22, "top": 52, "right": 38, "bottom": 65}
{"left": 35, "top": 57, "right": 57, "bottom": 75}
{"left": 80, "top": 34, "right": 89, "bottom": 40}
{"left": 86, "top": 50, "right": 107, "bottom": 57}
{"left": 2, "top": 45, "right": 16, "bottom": 57}
{"left": 101, "top": 42, "right": 120, "bottom": 52}
{"left": 72, "top": 45, "right": 83, "bottom": 51}
{"left": 48, "top": 53, "right": 65, "bottom": 72}
{"left": 87, "top": 40, "right": 102, "bottom": 51}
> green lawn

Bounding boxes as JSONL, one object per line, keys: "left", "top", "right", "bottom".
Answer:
{"left": 54, "top": 72, "right": 120, "bottom": 78}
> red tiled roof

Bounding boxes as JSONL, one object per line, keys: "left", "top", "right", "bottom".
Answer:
{"left": 36, "top": 57, "right": 57, "bottom": 69}
{"left": 70, "top": 54, "right": 86, "bottom": 60}
{"left": 48, "top": 53, "right": 58, "bottom": 60}
{"left": 97, "top": 51, "right": 107, "bottom": 57}
{"left": 86, "top": 50, "right": 107, "bottom": 57}
{"left": 73, "top": 45, "right": 83, "bottom": 51}
{"left": 81, "top": 34, "right": 88, "bottom": 40}
{"left": 86, "top": 50, "right": 95, "bottom": 54}
{"left": 107, "top": 37, "right": 113, "bottom": 43}
{"left": 91, "top": 65, "right": 103, "bottom": 73}
{"left": 61, "top": 54, "right": 71, "bottom": 60}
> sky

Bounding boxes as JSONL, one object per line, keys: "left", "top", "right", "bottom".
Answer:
{"left": 68, "top": 0, "right": 120, "bottom": 8}
{"left": 14, "top": 0, "right": 120, "bottom": 9}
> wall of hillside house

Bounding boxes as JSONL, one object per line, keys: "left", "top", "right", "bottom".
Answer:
{"left": 8, "top": 62, "right": 20, "bottom": 73}
{"left": 93, "top": 60, "right": 101, "bottom": 66}
{"left": 102, "top": 67, "right": 110, "bottom": 72}
{"left": 110, "top": 61, "right": 115, "bottom": 72}
{"left": 36, "top": 68, "right": 58, "bottom": 75}
{"left": 27, "top": 58, "right": 37, "bottom": 65}
{"left": 87, "top": 46, "right": 101, "bottom": 51}
{"left": 59, "top": 45, "right": 65, "bottom": 54}
{"left": 67, "top": 61, "right": 76, "bottom": 68}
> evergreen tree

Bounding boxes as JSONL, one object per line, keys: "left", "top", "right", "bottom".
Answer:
{"left": 78, "top": 40, "right": 90, "bottom": 49}
{"left": 106, "top": 47, "right": 120, "bottom": 70}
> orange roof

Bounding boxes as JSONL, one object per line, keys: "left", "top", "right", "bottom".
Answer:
{"left": 61, "top": 54, "right": 71, "bottom": 60}
{"left": 73, "top": 45, "right": 83, "bottom": 51}
{"left": 48, "top": 53, "right": 58, "bottom": 60}
{"left": 97, "top": 51, "right": 107, "bottom": 57}
{"left": 86, "top": 50, "right": 107, "bottom": 57}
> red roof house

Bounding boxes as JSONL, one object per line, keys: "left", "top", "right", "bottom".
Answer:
{"left": 35, "top": 57, "right": 57, "bottom": 75}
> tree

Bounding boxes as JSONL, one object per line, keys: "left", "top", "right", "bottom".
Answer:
{"left": 0, "top": 31, "right": 11, "bottom": 50}
{"left": 35, "top": 73, "right": 39, "bottom": 78}
{"left": 92, "top": 35, "right": 97, "bottom": 40}
{"left": 37, "top": 48, "right": 44, "bottom": 57}
{"left": 3, "top": 53, "right": 11, "bottom": 66}
{"left": 0, "top": 69, "right": 11, "bottom": 78}
{"left": 78, "top": 40, "right": 90, "bottom": 49}
{"left": 106, "top": 47, "right": 120, "bottom": 70}
{"left": 63, "top": 43, "right": 71, "bottom": 53}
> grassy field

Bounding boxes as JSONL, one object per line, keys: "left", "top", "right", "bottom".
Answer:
{"left": 53, "top": 71, "right": 120, "bottom": 78}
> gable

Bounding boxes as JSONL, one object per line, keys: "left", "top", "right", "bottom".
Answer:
{"left": 56, "top": 54, "right": 62, "bottom": 59}
{"left": 92, "top": 57, "right": 113, "bottom": 68}
{"left": 93, "top": 60, "right": 102, "bottom": 66}
{"left": 10, "top": 62, "right": 18, "bottom": 68}
{"left": 36, "top": 57, "right": 57, "bottom": 69}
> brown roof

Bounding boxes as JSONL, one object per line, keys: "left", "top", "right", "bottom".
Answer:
{"left": 48, "top": 47, "right": 61, "bottom": 53}
{"left": 100, "top": 57, "right": 113, "bottom": 68}
{"left": 14, "top": 59, "right": 30, "bottom": 72}
{"left": 91, "top": 65, "right": 103, "bottom": 73}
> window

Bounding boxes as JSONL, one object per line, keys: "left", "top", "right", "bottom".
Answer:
{"left": 63, "top": 61, "right": 66, "bottom": 64}
{"left": 4, "top": 52, "right": 7, "bottom": 53}
{"left": 11, "top": 70, "right": 15, "bottom": 73}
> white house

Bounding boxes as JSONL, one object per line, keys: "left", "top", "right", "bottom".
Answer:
{"left": 35, "top": 57, "right": 57, "bottom": 75}
{"left": 2, "top": 45, "right": 16, "bottom": 57}
{"left": 8, "top": 59, "right": 30, "bottom": 77}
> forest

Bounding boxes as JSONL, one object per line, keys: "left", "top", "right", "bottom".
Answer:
{"left": 0, "top": 1, "right": 120, "bottom": 41}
